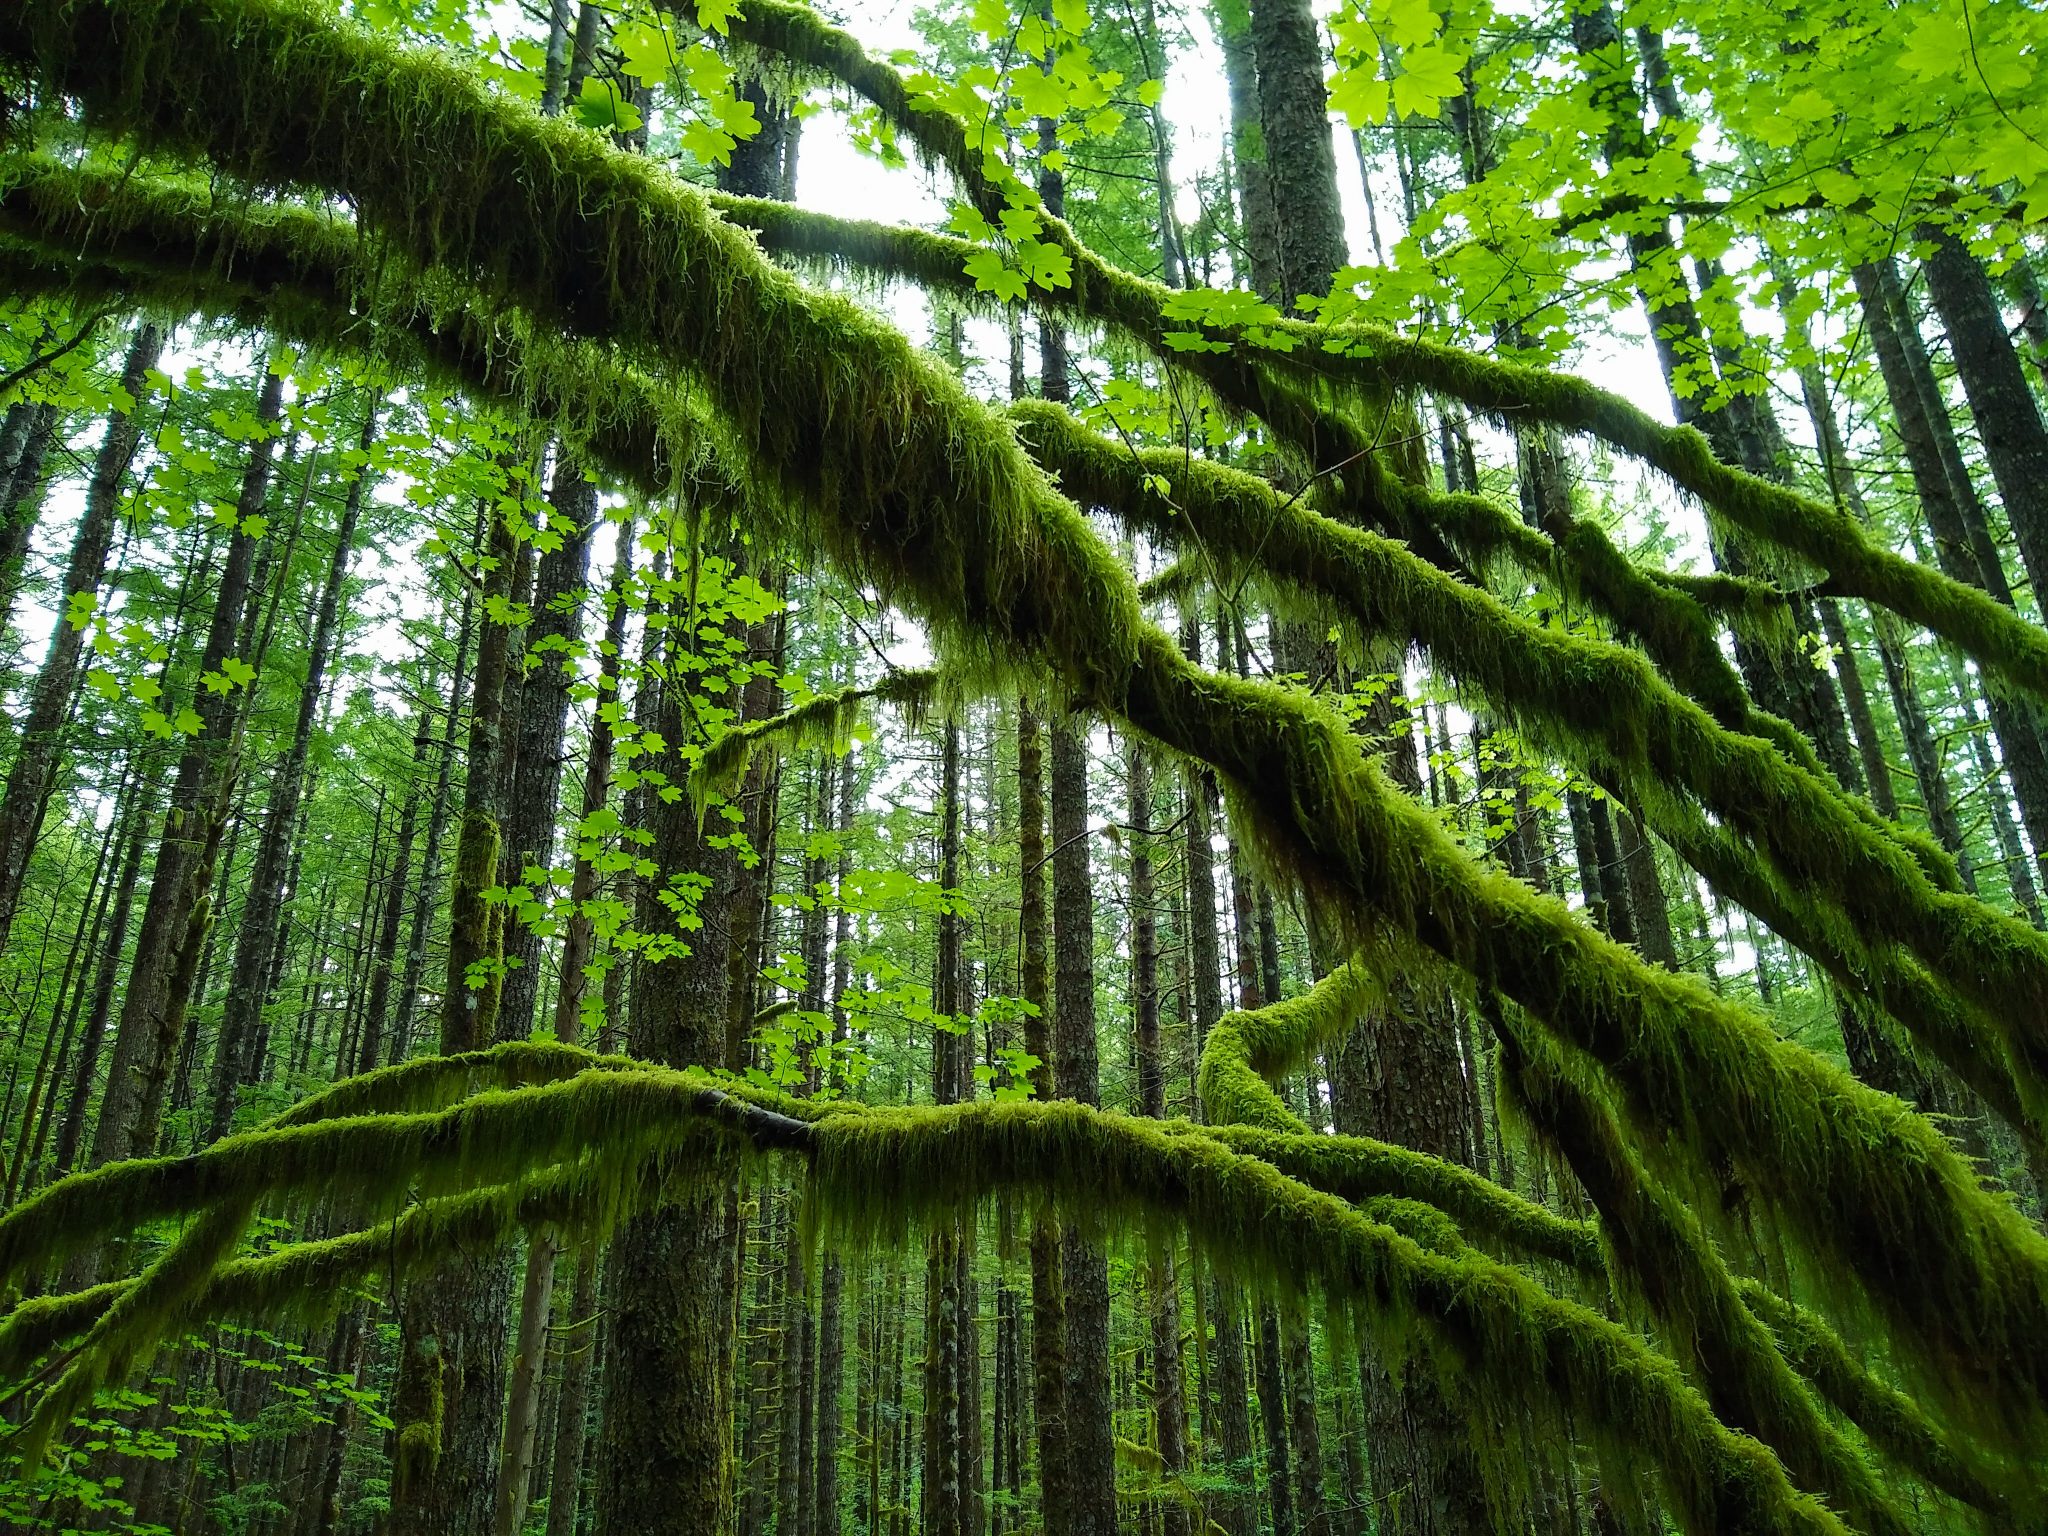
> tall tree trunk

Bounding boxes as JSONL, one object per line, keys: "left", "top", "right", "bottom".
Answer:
{"left": 0, "top": 325, "right": 160, "bottom": 954}
{"left": 1016, "top": 697, "right": 1069, "bottom": 1536}
{"left": 207, "top": 400, "right": 378, "bottom": 1140}
{"left": 388, "top": 486, "right": 524, "bottom": 1536}
{"left": 1853, "top": 256, "right": 2048, "bottom": 885}
{"left": 1050, "top": 710, "right": 1116, "bottom": 1536}
{"left": 1923, "top": 229, "right": 2048, "bottom": 603}
{"left": 1245, "top": 0, "right": 1346, "bottom": 309}
{"left": 0, "top": 398, "right": 56, "bottom": 640}
{"left": 89, "top": 358, "right": 282, "bottom": 1171}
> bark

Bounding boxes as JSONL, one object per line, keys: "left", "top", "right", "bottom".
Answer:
{"left": 207, "top": 400, "right": 379, "bottom": 1141}
{"left": 1246, "top": 0, "right": 1346, "bottom": 308}
{"left": 1209, "top": 0, "right": 1282, "bottom": 304}
{"left": 1017, "top": 698, "right": 1069, "bottom": 1536}
{"left": 0, "top": 400, "right": 57, "bottom": 640}
{"left": 1854, "top": 256, "right": 2048, "bottom": 884}
{"left": 50, "top": 754, "right": 158, "bottom": 1181}
{"left": 389, "top": 490, "right": 522, "bottom": 1536}
{"left": 1923, "top": 229, "right": 2048, "bottom": 602}
{"left": 551, "top": 512, "right": 634, "bottom": 1045}
{"left": 542, "top": 1249, "right": 600, "bottom": 1536}
{"left": 594, "top": 547, "right": 746, "bottom": 1535}
{"left": 1050, "top": 712, "right": 1116, "bottom": 1536}
{"left": 1254, "top": 1307, "right": 1296, "bottom": 1536}
{"left": 0, "top": 326, "right": 160, "bottom": 954}
{"left": 89, "top": 359, "right": 282, "bottom": 1171}
{"left": 495, "top": 447, "right": 596, "bottom": 1046}
{"left": 356, "top": 695, "right": 434, "bottom": 1074}
{"left": 1284, "top": 1319, "right": 1327, "bottom": 1536}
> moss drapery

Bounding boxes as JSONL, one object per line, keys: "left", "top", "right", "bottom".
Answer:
{"left": 4, "top": 0, "right": 2048, "bottom": 1512}
{"left": 0, "top": 1054, "right": 1855, "bottom": 1536}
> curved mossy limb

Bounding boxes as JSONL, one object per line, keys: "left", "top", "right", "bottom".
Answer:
{"left": 806, "top": 1099, "right": 1847, "bottom": 1536}
{"left": 1625, "top": 782, "right": 2044, "bottom": 1158}
{"left": 690, "top": 667, "right": 941, "bottom": 811}
{"left": 1736, "top": 1279, "right": 2030, "bottom": 1524}
{"left": 703, "top": 14, "right": 2048, "bottom": 704}
{"left": 0, "top": 1135, "right": 736, "bottom": 1386}
{"left": 1178, "top": 1123, "right": 1604, "bottom": 1276}
{"left": 1012, "top": 399, "right": 2044, "bottom": 1112}
{"left": 1494, "top": 1015, "right": 1930, "bottom": 1536}
{"left": 5, "top": 0, "right": 2045, "bottom": 1456}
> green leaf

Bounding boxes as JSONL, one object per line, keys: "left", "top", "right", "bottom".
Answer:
{"left": 965, "top": 248, "right": 1029, "bottom": 303}
{"left": 1391, "top": 44, "right": 1463, "bottom": 119}
{"left": 174, "top": 706, "right": 204, "bottom": 737}
{"left": 696, "top": 0, "right": 741, "bottom": 36}
{"left": 615, "top": 19, "right": 673, "bottom": 87}
{"left": 87, "top": 668, "right": 122, "bottom": 702}
{"left": 575, "top": 78, "right": 643, "bottom": 134}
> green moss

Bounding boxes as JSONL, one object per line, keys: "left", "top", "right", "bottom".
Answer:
{"left": 1014, "top": 399, "right": 2047, "bottom": 1126}
{"left": 1496, "top": 1017, "right": 1916, "bottom": 1536}
{"left": 806, "top": 1100, "right": 1846, "bottom": 1536}
{"left": 1736, "top": 1279, "right": 2030, "bottom": 1520}
{"left": 6, "top": 0, "right": 2047, "bottom": 1463}
{"left": 700, "top": 19, "right": 2048, "bottom": 706}
{"left": 691, "top": 668, "right": 941, "bottom": 813}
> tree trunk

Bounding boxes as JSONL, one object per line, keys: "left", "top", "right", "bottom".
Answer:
{"left": 1923, "top": 229, "right": 2048, "bottom": 603}
{"left": 1049, "top": 712, "right": 1116, "bottom": 1536}
{"left": 0, "top": 325, "right": 161, "bottom": 954}
{"left": 88, "top": 358, "right": 282, "bottom": 1172}
{"left": 207, "top": 400, "right": 378, "bottom": 1140}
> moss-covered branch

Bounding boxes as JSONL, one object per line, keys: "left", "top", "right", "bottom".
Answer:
{"left": 808, "top": 1099, "right": 1845, "bottom": 1535}
{"left": 709, "top": 8, "right": 2048, "bottom": 704}
{"left": 1736, "top": 1279, "right": 2025, "bottom": 1521}
{"left": 5, "top": 0, "right": 2044, "bottom": 1457}
{"left": 1013, "top": 398, "right": 2045, "bottom": 1131}
{"left": 1496, "top": 1018, "right": 1921, "bottom": 1536}
{"left": 691, "top": 667, "right": 942, "bottom": 810}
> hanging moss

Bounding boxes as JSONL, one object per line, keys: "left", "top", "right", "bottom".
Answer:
{"left": 691, "top": 667, "right": 941, "bottom": 812}
{"left": 1012, "top": 399, "right": 2044, "bottom": 1117}
{"left": 1735, "top": 1279, "right": 2029, "bottom": 1522}
{"left": 703, "top": 11, "right": 2048, "bottom": 705}
{"left": 1495, "top": 1015, "right": 1923, "bottom": 1536}
{"left": 6, "top": 0, "right": 2046, "bottom": 1459}
{"left": 805, "top": 1100, "right": 1845, "bottom": 1536}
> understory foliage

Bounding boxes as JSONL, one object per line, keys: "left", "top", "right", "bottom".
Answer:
{"left": 0, "top": 0, "right": 2045, "bottom": 1531}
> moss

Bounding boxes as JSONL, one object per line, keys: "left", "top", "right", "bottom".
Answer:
{"left": 1496, "top": 1017, "right": 1918, "bottom": 1536}
{"left": 691, "top": 667, "right": 941, "bottom": 812}
{"left": 806, "top": 1100, "right": 1846, "bottom": 1536}
{"left": 7, "top": 0, "right": 2046, "bottom": 1461}
{"left": 703, "top": 16, "right": 2048, "bottom": 706}
{"left": 391, "top": 1335, "right": 444, "bottom": 1499}
{"left": 1014, "top": 399, "right": 2047, "bottom": 1122}
{"left": 1736, "top": 1279, "right": 2030, "bottom": 1521}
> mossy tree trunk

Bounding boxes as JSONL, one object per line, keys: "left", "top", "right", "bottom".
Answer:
{"left": 389, "top": 489, "right": 521, "bottom": 1536}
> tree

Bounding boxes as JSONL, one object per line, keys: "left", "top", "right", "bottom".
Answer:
{"left": 1, "top": 1, "right": 2047, "bottom": 1534}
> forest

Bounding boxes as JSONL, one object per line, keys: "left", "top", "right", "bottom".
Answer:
{"left": 0, "top": 0, "right": 2044, "bottom": 1530}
